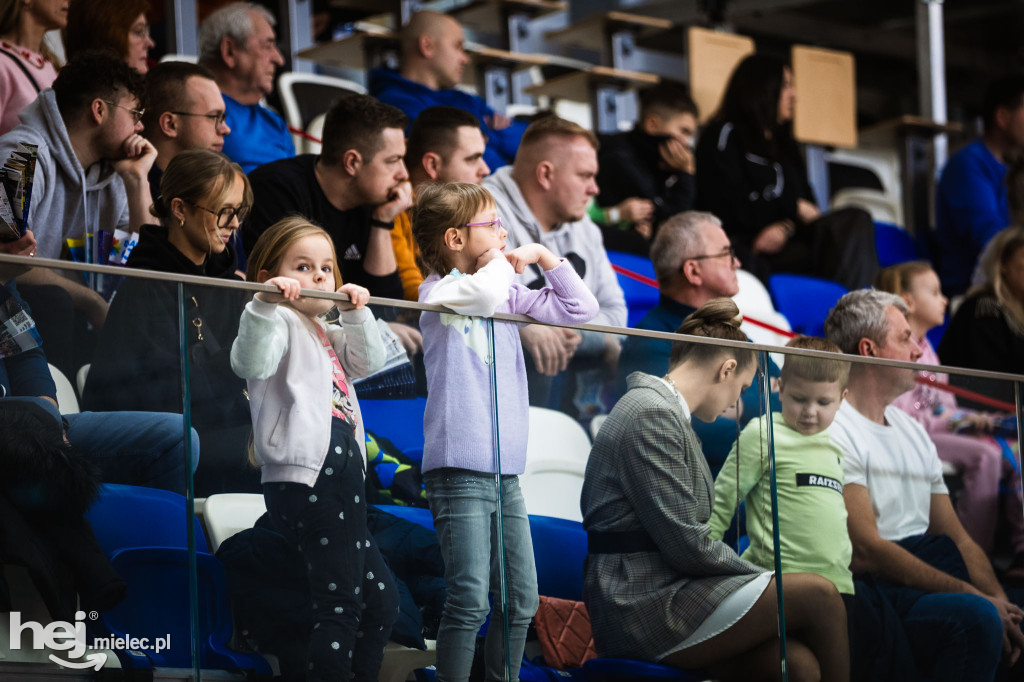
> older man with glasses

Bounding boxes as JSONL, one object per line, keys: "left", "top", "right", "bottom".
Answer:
{"left": 615, "top": 210, "right": 778, "bottom": 470}
{"left": 198, "top": 2, "right": 292, "bottom": 173}
{"left": 142, "top": 61, "right": 232, "bottom": 202}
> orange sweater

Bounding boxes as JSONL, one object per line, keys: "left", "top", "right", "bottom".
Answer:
{"left": 391, "top": 209, "right": 424, "bottom": 301}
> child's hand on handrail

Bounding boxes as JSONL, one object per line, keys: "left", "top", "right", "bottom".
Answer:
{"left": 336, "top": 283, "right": 370, "bottom": 310}
{"left": 258, "top": 276, "right": 302, "bottom": 303}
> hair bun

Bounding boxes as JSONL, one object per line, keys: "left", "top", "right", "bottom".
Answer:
{"left": 690, "top": 297, "right": 743, "bottom": 328}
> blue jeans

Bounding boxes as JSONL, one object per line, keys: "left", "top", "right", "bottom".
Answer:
{"left": 867, "top": 534, "right": 1005, "bottom": 681}
{"left": 903, "top": 592, "right": 1003, "bottom": 682}
{"left": 65, "top": 411, "right": 199, "bottom": 495}
{"left": 425, "top": 468, "right": 539, "bottom": 682}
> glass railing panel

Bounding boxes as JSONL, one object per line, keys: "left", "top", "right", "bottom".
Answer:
{"left": 0, "top": 256, "right": 199, "bottom": 676}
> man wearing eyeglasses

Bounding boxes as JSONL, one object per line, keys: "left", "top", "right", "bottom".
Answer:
{"left": 141, "top": 61, "right": 231, "bottom": 202}
{"left": 199, "top": 2, "right": 292, "bottom": 174}
{"left": 0, "top": 51, "right": 157, "bottom": 348}
{"left": 616, "top": 211, "right": 743, "bottom": 397}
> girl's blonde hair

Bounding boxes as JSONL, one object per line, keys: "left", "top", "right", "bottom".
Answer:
{"left": 874, "top": 261, "right": 934, "bottom": 298}
{"left": 977, "top": 225, "right": 1024, "bottom": 328}
{"left": 246, "top": 216, "right": 342, "bottom": 290}
{"left": 668, "top": 298, "right": 757, "bottom": 372}
{"left": 152, "top": 149, "right": 253, "bottom": 227}
{"left": 412, "top": 182, "right": 495, "bottom": 275}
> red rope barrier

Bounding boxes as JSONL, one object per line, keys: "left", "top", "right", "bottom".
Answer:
{"left": 610, "top": 261, "right": 1017, "bottom": 413}
{"left": 288, "top": 125, "right": 322, "bottom": 144}
{"left": 915, "top": 375, "right": 1017, "bottom": 413}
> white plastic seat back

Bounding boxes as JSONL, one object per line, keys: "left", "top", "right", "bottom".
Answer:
{"left": 203, "top": 493, "right": 267, "bottom": 553}
{"left": 48, "top": 363, "right": 78, "bottom": 414}
{"left": 521, "top": 407, "right": 592, "bottom": 521}
{"left": 76, "top": 363, "right": 90, "bottom": 400}
{"left": 733, "top": 269, "right": 793, "bottom": 351}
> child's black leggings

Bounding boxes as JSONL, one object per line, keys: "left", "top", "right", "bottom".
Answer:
{"left": 264, "top": 417, "right": 399, "bottom": 682}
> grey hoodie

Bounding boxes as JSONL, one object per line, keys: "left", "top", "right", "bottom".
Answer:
{"left": 484, "top": 165, "right": 627, "bottom": 355}
{"left": 0, "top": 89, "right": 129, "bottom": 260}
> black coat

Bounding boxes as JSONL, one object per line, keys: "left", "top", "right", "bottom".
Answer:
{"left": 695, "top": 119, "right": 814, "bottom": 250}
{"left": 82, "top": 224, "right": 250, "bottom": 430}
{"left": 596, "top": 127, "right": 695, "bottom": 226}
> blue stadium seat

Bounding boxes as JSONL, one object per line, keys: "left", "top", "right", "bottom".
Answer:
{"left": 84, "top": 485, "right": 271, "bottom": 674}
{"left": 582, "top": 657, "right": 708, "bottom": 681}
{"left": 360, "top": 396, "right": 428, "bottom": 461}
{"left": 768, "top": 274, "right": 849, "bottom": 337}
{"left": 875, "top": 221, "right": 922, "bottom": 268}
{"left": 607, "top": 250, "right": 660, "bottom": 328}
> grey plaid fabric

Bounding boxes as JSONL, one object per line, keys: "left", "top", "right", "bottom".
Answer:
{"left": 581, "top": 372, "right": 763, "bottom": 661}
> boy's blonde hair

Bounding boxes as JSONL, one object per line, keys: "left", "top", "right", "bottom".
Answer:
{"left": 780, "top": 336, "right": 850, "bottom": 389}
{"left": 412, "top": 182, "right": 496, "bottom": 275}
{"left": 245, "top": 216, "right": 342, "bottom": 290}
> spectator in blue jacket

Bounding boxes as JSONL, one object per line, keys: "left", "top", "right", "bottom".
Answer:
{"left": 935, "top": 74, "right": 1024, "bottom": 297}
{"left": 199, "top": 2, "right": 294, "bottom": 174}
{"left": 368, "top": 10, "right": 527, "bottom": 171}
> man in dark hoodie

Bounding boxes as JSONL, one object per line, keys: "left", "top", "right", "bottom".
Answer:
{"left": 368, "top": 10, "right": 527, "bottom": 171}
{"left": 595, "top": 82, "right": 699, "bottom": 254}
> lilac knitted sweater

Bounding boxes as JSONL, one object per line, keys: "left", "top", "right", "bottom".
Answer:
{"left": 419, "top": 258, "right": 599, "bottom": 474}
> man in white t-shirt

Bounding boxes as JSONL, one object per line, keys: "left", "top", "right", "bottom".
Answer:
{"left": 825, "top": 288, "right": 1023, "bottom": 680}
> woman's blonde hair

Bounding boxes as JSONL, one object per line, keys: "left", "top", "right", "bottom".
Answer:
{"left": 152, "top": 149, "right": 252, "bottom": 228}
{"left": 246, "top": 216, "right": 342, "bottom": 290}
{"left": 977, "top": 225, "right": 1024, "bottom": 327}
{"left": 874, "top": 260, "right": 934, "bottom": 298}
{"left": 668, "top": 298, "right": 757, "bottom": 372}
{"left": 412, "top": 182, "right": 495, "bottom": 275}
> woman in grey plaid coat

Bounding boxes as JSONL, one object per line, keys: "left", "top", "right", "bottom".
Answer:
{"left": 581, "top": 299, "right": 849, "bottom": 681}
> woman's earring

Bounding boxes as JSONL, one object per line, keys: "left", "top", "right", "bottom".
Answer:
{"left": 180, "top": 219, "right": 185, "bottom": 229}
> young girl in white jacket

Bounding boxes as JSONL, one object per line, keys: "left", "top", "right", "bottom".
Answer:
{"left": 230, "top": 216, "right": 396, "bottom": 682}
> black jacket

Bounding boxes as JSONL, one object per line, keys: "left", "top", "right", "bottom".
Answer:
{"left": 695, "top": 119, "right": 815, "bottom": 249}
{"left": 82, "top": 224, "right": 250, "bottom": 429}
{"left": 596, "top": 127, "right": 695, "bottom": 226}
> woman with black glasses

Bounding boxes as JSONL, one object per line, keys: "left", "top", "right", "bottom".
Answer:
{"left": 83, "top": 149, "right": 260, "bottom": 495}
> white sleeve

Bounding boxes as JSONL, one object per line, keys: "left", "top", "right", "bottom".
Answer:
{"left": 329, "top": 308, "right": 388, "bottom": 379}
{"left": 423, "top": 258, "right": 515, "bottom": 316}
{"left": 832, "top": 411, "right": 866, "bottom": 487}
{"left": 230, "top": 297, "right": 290, "bottom": 380}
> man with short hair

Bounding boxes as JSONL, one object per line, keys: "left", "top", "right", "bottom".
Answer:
{"left": 245, "top": 94, "right": 410, "bottom": 302}
{"left": 826, "top": 288, "right": 1024, "bottom": 680}
{"left": 141, "top": 61, "right": 231, "bottom": 200}
{"left": 0, "top": 50, "right": 157, "bottom": 328}
{"left": 935, "top": 74, "right": 1024, "bottom": 296}
{"left": 615, "top": 211, "right": 739, "bottom": 393}
{"left": 198, "top": 1, "right": 292, "bottom": 173}
{"left": 596, "top": 82, "right": 699, "bottom": 253}
{"left": 393, "top": 105, "right": 489, "bottom": 300}
{"left": 368, "top": 10, "right": 527, "bottom": 171}
{"left": 484, "top": 115, "right": 626, "bottom": 409}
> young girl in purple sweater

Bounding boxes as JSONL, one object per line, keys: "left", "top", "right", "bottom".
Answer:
{"left": 412, "top": 182, "right": 599, "bottom": 681}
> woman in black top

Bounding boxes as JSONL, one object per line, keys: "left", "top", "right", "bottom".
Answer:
{"left": 83, "top": 149, "right": 258, "bottom": 495}
{"left": 940, "top": 226, "right": 1024, "bottom": 406}
{"left": 695, "top": 54, "right": 877, "bottom": 289}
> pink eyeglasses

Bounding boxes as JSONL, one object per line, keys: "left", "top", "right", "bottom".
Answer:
{"left": 463, "top": 218, "right": 503, "bottom": 237}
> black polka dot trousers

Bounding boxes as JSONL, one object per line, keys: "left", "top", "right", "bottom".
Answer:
{"left": 264, "top": 417, "right": 399, "bottom": 682}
